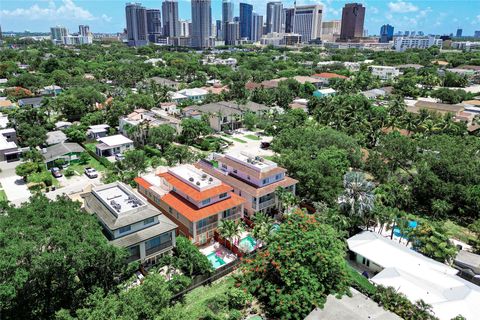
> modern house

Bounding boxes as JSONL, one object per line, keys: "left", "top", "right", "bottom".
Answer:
{"left": 369, "top": 66, "right": 400, "bottom": 80}
{"left": 184, "top": 101, "right": 269, "bottom": 132}
{"left": 42, "top": 142, "right": 85, "bottom": 168}
{"left": 135, "top": 164, "right": 246, "bottom": 245}
{"left": 0, "top": 128, "right": 21, "bottom": 162}
{"left": 197, "top": 152, "right": 298, "bottom": 217}
{"left": 313, "top": 88, "right": 336, "bottom": 98}
{"left": 41, "top": 85, "right": 62, "bottom": 96}
{"left": 95, "top": 134, "right": 134, "bottom": 157}
{"left": 87, "top": 124, "right": 110, "bottom": 139}
{"left": 170, "top": 88, "right": 209, "bottom": 103}
{"left": 347, "top": 231, "right": 480, "bottom": 320}
{"left": 82, "top": 182, "right": 178, "bottom": 264}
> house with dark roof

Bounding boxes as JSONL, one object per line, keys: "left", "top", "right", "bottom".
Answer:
{"left": 42, "top": 142, "right": 85, "bottom": 168}
{"left": 18, "top": 97, "right": 44, "bottom": 108}
{"left": 82, "top": 182, "right": 177, "bottom": 264}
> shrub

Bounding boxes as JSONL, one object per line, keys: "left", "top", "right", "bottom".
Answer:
{"left": 64, "top": 168, "right": 75, "bottom": 177}
{"left": 226, "top": 287, "right": 253, "bottom": 309}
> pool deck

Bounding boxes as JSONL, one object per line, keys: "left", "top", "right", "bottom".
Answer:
{"left": 199, "top": 241, "right": 237, "bottom": 265}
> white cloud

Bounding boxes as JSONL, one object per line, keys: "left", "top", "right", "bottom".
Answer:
{"left": 370, "top": 7, "right": 379, "bottom": 14}
{"left": 0, "top": 0, "right": 106, "bottom": 22}
{"left": 388, "top": 1, "right": 419, "bottom": 13}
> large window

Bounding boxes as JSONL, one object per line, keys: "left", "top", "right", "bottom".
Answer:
{"left": 119, "top": 225, "right": 131, "bottom": 234}
{"left": 202, "top": 198, "right": 211, "bottom": 206}
{"left": 144, "top": 217, "right": 154, "bottom": 225}
{"left": 219, "top": 192, "right": 228, "bottom": 199}
{"left": 197, "top": 215, "right": 218, "bottom": 231}
{"left": 222, "top": 208, "right": 233, "bottom": 219}
{"left": 127, "top": 245, "right": 140, "bottom": 262}
{"left": 145, "top": 233, "right": 172, "bottom": 256}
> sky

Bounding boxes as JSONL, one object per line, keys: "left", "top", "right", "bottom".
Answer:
{"left": 1, "top": 0, "right": 479, "bottom": 36}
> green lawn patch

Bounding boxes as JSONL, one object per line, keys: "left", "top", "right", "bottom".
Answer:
{"left": 68, "top": 157, "right": 107, "bottom": 177}
{"left": 181, "top": 275, "right": 236, "bottom": 318}
{"left": 84, "top": 142, "right": 97, "bottom": 153}
{"left": 347, "top": 264, "right": 377, "bottom": 296}
{"left": 231, "top": 137, "right": 247, "bottom": 143}
{"left": 244, "top": 134, "right": 261, "bottom": 141}
{"left": 0, "top": 189, "right": 7, "bottom": 202}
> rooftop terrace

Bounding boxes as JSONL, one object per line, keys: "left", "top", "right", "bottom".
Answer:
{"left": 225, "top": 152, "right": 277, "bottom": 173}
{"left": 168, "top": 164, "right": 221, "bottom": 192}
{"left": 93, "top": 183, "right": 147, "bottom": 216}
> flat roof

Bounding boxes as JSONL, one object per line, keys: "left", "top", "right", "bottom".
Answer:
{"left": 93, "top": 183, "right": 147, "bottom": 215}
{"left": 225, "top": 152, "right": 277, "bottom": 173}
{"left": 97, "top": 134, "right": 132, "bottom": 147}
{"left": 168, "top": 164, "right": 222, "bottom": 192}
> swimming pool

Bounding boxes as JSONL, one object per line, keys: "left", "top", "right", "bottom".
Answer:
{"left": 207, "top": 252, "right": 226, "bottom": 269}
{"left": 394, "top": 220, "right": 418, "bottom": 238}
{"left": 239, "top": 235, "right": 257, "bottom": 252}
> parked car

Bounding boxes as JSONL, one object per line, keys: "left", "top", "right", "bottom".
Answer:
{"left": 84, "top": 167, "right": 98, "bottom": 179}
{"left": 50, "top": 167, "right": 62, "bottom": 178}
{"left": 260, "top": 141, "right": 271, "bottom": 149}
{"left": 114, "top": 153, "right": 125, "bottom": 161}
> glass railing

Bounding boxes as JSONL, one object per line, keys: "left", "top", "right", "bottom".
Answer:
{"left": 145, "top": 240, "right": 173, "bottom": 257}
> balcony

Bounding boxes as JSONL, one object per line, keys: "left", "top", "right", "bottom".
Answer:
{"left": 256, "top": 198, "right": 276, "bottom": 211}
{"left": 197, "top": 221, "right": 218, "bottom": 236}
{"left": 145, "top": 240, "right": 173, "bottom": 257}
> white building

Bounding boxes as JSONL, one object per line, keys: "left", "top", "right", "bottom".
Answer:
{"left": 95, "top": 134, "right": 134, "bottom": 157}
{"left": 170, "top": 88, "right": 209, "bottom": 103}
{"left": 292, "top": 4, "right": 323, "bottom": 43}
{"left": 0, "top": 128, "right": 21, "bottom": 162}
{"left": 394, "top": 36, "right": 442, "bottom": 52}
{"left": 348, "top": 231, "right": 480, "bottom": 320}
{"left": 369, "top": 65, "right": 400, "bottom": 80}
{"left": 321, "top": 20, "right": 340, "bottom": 42}
{"left": 87, "top": 124, "right": 110, "bottom": 139}
{"left": 82, "top": 182, "right": 178, "bottom": 265}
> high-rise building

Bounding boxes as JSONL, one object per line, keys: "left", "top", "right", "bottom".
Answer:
{"left": 216, "top": 20, "right": 222, "bottom": 40}
{"left": 191, "top": 0, "right": 212, "bottom": 49}
{"left": 51, "top": 25, "right": 68, "bottom": 44}
{"left": 475, "top": 31, "right": 480, "bottom": 38}
{"left": 222, "top": 0, "right": 233, "bottom": 24}
{"left": 404, "top": 31, "right": 410, "bottom": 36}
{"left": 252, "top": 13, "right": 264, "bottom": 42}
{"left": 125, "top": 3, "right": 148, "bottom": 47}
{"left": 293, "top": 4, "right": 323, "bottom": 43}
{"left": 266, "top": 2, "right": 283, "bottom": 34}
{"left": 146, "top": 9, "right": 162, "bottom": 42}
{"left": 162, "top": 0, "right": 180, "bottom": 37}
{"left": 321, "top": 20, "right": 341, "bottom": 42}
{"left": 380, "top": 24, "right": 394, "bottom": 43}
{"left": 240, "top": 3, "right": 253, "bottom": 40}
{"left": 179, "top": 20, "right": 190, "bottom": 37}
{"left": 283, "top": 8, "right": 295, "bottom": 33}
{"left": 456, "top": 28, "right": 463, "bottom": 37}
{"left": 339, "top": 3, "right": 365, "bottom": 40}
{"left": 224, "top": 21, "right": 239, "bottom": 45}
{"left": 79, "top": 25, "right": 90, "bottom": 36}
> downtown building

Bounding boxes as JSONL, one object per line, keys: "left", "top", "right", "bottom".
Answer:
{"left": 380, "top": 24, "right": 394, "bottom": 43}
{"left": 162, "top": 0, "right": 180, "bottom": 37}
{"left": 239, "top": 3, "right": 253, "bottom": 40}
{"left": 191, "top": 0, "right": 212, "bottom": 49}
{"left": 339, "top": 3, "right": 365, "bottom": 41}
{"left": 126, "top": 2, "right": 148, "bottom": 47}
{"left": 282, "top": 8, "right": 295, "bottom": 33}
{"left": 252, "top": 13, "right": 264, "bottom": 42}
{"left": 50, "top": 25, "right": 93, "bottom": 45}
{"left": 266, "top": 1, "right": 283, "bottom": 34}
{"left": 146, "top": 9, "right": 162, "bottom": 43}
{"left": 293, "top": 4, "right": 323, "bottom": 43}
{"left": 135, "top": 164, "right": 246, "bottom": 245}
{"left": 321, "top": 20, "right": 341, "bottom": 42}
{"left": 394, "top": 36, "right": 442, "bottom": 52}
{"left": 224, "top": 21, "right": 240, "bottom": 45}
{"left": 220, "top": 0, "right": 234, "bottom": 40}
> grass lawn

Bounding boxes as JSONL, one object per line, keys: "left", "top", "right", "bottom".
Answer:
{"left": 244, "top": 134, "right": 261, "bottom": 141}
{"left": 231, "top": 137, "right": 247, "bottom": 143}
{"left": 262, "top": 155, "right": 276, "bottom": 161}
{"left": 84, "top": 142, "right": 97, "bottom": 153}
{"left": 442, "top": 219, "right": 475, "bottom": 243}
{"left": 68, "top": 157, "right": 107, "bottom": 177}
{"left": 0, "top": 189, "right": 7, "bottom": 202}
{"left": 180, "top": 275, "right": 236, "bottom": 318}
{"left": 347, "top": 264, "right": 377, "bottom": 296}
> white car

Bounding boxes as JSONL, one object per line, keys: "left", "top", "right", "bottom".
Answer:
{"left": 84, "top": 167, "right": 98, "bottom": 179}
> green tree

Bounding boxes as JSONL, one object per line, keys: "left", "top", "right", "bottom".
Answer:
{"left": 0, "top": 196, "right": 129, "bottom": 320}
{"left": 65, "top": 125, "right": 87, "bottom": 143}
{"left": 239, "top": 212, "right": 350, "bottom": 319}
{"left": 164, "top": 145, "right": 195, "bottom": 166}
{"left": 15, "top": 161, "right": 39, "bottom": 180}
{"left": 148, "top": 125, "right": 176, "bottom": 153}
{"left": 218, "top": 219, "right": 244, "bottom": 249}
{"left": 172, "top": 236, "right": 213, "bottom": 277}
{"left": 340, "top": 171, "right": 375, "bottom": 228}
{"left": 410, "top": 222, "right": 457, "bottom": 263}
{"left": 179, "top": 118, "right": 211, "bottom": 145}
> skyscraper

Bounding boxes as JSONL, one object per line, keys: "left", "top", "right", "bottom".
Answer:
{"left": 456, "top": 28, "right": 463, "bottom": 37}
{"left": 216, "top": 20, "right": 222, "bottom": 40}
{"left": 125, "top": 3, "right": 148, "bottom": 47}
{"left": 380, "top": 24, "right": 394, "bottom": 43}
{"left": 339, "top": 3, "right": 365, "bottom": 40}
{"left": 266, "top": 2, "right": 283, "bottom": 34}
{"left": 293, "top": 4, "right": 323, "bottom": 43}
{"left": 240, "top": 3, "right": 253, "bottom": 40}
{"left": 146, "top": 9, "right": 162, "bottom": 42}
{"left": 222, "top": 0, "right": 233, "bottom": 24}
{"left": 78, "top": 25, "right": 90, "bottom": 36}
{"left": 224, "top": 22, "right": 239, "bottom": 45}
{"left": 162, "top": 0, "right": 180, "bottom": 37}
{"left": 50, "top": 25, "right": 68, "bottom": 44}
{"left": 283, "top": 8, "right": 295, "bottom": 33}
{"left": 179, "top": 20, "right": 190, "bottom": 37}
{"left": 191, "top": 0, "right": 212, "bottom": 49}
{"left": 321, "top": 20, "right": 341, "bottom": 42}
{"left": 475, "top": 31, "right": 480, "bottom": 38}
{"left": 252, "top": 13, "right": 264, "bottom": 42}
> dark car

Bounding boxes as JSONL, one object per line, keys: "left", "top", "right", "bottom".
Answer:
{"left": 51, "top": 167, "right": 62, "bottom": 178}
{"left": 260, "top": 141, "right": 271, "bottom": 149}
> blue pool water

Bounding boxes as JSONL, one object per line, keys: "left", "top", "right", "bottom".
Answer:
{"left": 207, "top": 252, "right": 226, "bottom": 269}
{"left": 394, "top": 220, "right": 418, "bottom": 238}
{"left": 239, "top": 235, "right": 257, "bottom": 252}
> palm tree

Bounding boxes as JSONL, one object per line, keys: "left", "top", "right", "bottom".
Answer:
{"left": 275, "top": 187, "right": 298, "bottom": 217}
{"left": 217, "top": 220, "right": 243, "bottom": 250}
{"left": 340, "top": 171, "right": 375, "bottom": 229}
{"left": 251, "top": 212, "right": 275, "bottom": 247}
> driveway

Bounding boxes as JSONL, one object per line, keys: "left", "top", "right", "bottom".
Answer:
{"left": 220, "top": 129, "right": 274, "bottom": 157}
{"left": 47, "top": 173, "right": 103, "bottom": 200}
{"left": 0, "top": 175, "right": 31, "bottom": 206}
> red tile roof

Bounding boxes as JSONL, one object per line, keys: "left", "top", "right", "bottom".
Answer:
{"left": 158, "top": 172, "right": 233, "bottom": 202}
{"left": 161, "top": 192, "right": 246, "bottom": 222}
{"left": 313, "top": 72, "right": 348, "bottom": 79}
{"left": 134, "top": 177, "right": 152, "bottom": 189}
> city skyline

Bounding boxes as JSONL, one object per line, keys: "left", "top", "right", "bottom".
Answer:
{"left": 1, "top": 0, "right": 479, "bottom": 36}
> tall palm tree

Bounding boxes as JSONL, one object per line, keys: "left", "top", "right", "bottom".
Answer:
{"left": 217, "top": 220, "right": 243, "bottom": 250}
{"left": 275, "top": 187, "right": 298, "bottom": 216}
{"left": 251, "top": 212, "right": 275, "bottom": 247}
{"left": 340, "top": 171, "right": 375, "bottom": 229}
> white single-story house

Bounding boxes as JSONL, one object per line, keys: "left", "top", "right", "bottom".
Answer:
{"left": 87, "top": 124, "right": 110, "bottom": 139}
{"left": 95, "top": 134, "right": 133, "bottom": 157}
{"left": 348, "top": 231, "right": 480, "bottom": 320}
{"left": 169, "top": 88, "right": 209, "bottom": 103}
